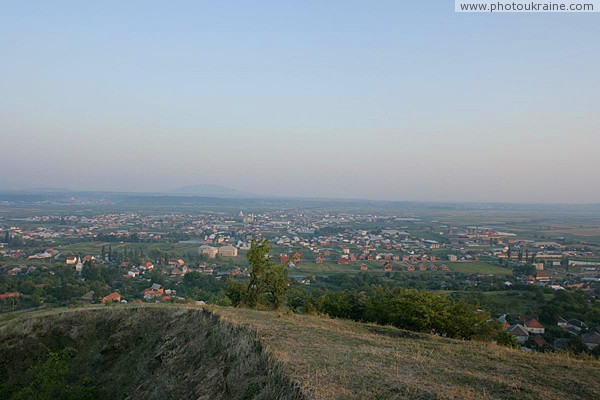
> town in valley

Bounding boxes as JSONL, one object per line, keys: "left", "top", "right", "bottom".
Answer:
{"left": 1, "top": 193, "right": 599, "bottom": 355}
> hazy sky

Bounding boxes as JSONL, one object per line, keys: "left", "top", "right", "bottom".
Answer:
{"left": 1, "top": 1, "right": 598, "bottom": 203}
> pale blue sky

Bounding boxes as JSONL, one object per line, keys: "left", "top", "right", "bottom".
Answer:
{"left": 1, "top": 1, "right": 598, "bottom": 202}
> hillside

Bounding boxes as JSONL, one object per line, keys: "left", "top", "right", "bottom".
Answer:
{"left": 1, "top": 305, "right": 600, "bottom": 400}
{"left": 0, "top": 306, "right": 303, "bottom": 400}
{"left": 216, "top": 307, "right": 600, "bottom": 400}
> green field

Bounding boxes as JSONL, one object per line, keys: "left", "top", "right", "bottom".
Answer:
{"left": 444, "top": 261, "right": 511, "bottom": 275}
{"left": 55, "top": 241, "right": 200, "bottom": 255}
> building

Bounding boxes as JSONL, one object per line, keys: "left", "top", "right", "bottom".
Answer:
{"left": 198, "top": 245, "right": 218, "bottom": 259}
{"left": 532, "top": 335, "right": 549, "bottom": 350}
{"left": 79, "top": 291, "right": 95, "bottom": 304}
{"left": 143, "top": 283, "right": 165, "bottom": 299}
{"left": 523, "top": 318, "right": 545, "bottom": 334}
{"left": 424, "top": 240, "right": 440, "bottom": 249}
{"left": 536, "top": 271, "right": 550, "bottom": 282}
{"left": 292, "top": 252, "right": 302, "bottom": 263}
{"left": 582, "top": 332, "right": 600, "bottom": 351}
{"left": 218, "top": 245, "right": 238, "bottom": 257}
{"left": 447, "top": 254, "right": 458, "bottom": 262}
{"left": 75, "top": 257, "right": 83, "bottom": 272}
{"left": 533, "top": 262, "right": 545, "bottom": 271}
{"left": 102, "top": 292, "right": 121, "bottom": 303}
{"left": 0, "top": 292, "right": 21, "bottom": 301}
{"left": 507, "top": 324, "right": 529, "bottom": 344}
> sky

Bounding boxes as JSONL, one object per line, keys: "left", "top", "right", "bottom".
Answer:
{"left": 1, "top": 1, "right": 599, "bottom": 203}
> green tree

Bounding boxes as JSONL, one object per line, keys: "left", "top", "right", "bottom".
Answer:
{"left": 12, "top": 347, "right": 97, "bottom": 400}
{"left": 243, "top": 238, "right": 271, "bottom": 308}
{"left": 496, "top": 330, "right": 519, "bottom": 348}
{"left": 567, "top": 336, "right": 588, "bottom": 355}
{"left": 228, "top": 238, "right": 289, "bottom": 309}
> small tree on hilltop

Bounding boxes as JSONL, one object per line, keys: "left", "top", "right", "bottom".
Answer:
{"left": 231, "top": 238, "right": 288, "bottom": 309}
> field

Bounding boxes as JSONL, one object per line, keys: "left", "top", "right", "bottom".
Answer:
{"left": 444, "top": 262, "right": 511, "bottom": 275}
{"left": 54, "top": 241, "right": 204, "bottom": 256}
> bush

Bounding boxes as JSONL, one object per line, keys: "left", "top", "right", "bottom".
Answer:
{"left": 313, "top": 287, "right": 500, "bottom": 340}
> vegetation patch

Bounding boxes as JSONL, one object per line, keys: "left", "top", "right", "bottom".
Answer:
{"left": 0, "top": 306, "right": 305, "bottom": 400}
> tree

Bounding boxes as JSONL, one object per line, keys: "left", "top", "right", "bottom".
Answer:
{"left": 567, "top": 335, "right": 588, "bottom": 355}
{"left": 7, "top": 234, "right": 24, "bottom": 248}
{"left": 11, "top": 345, "right": 100, "bottom": 399}
{"left": 229, "top": 238, "right": 289, "bottom": 309}
{"left": 561, "top": 257, "right": 570, "bottom": 272}
{"left": 225, "top": 278, "right": 245, "bottom": 306}
{"left": 243, "top": 238, "right": 272, "bottom": 308}
{"left": 264, "top": 261, "right": 288, "bottom": 308}
{"left": 496, "top": 330, "right": 519, "bottom": 348}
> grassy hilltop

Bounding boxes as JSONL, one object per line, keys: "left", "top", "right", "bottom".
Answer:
{"left": 1, "top": 305, "right": 600, "bottom": 400}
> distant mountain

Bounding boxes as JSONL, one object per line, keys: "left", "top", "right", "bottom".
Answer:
{"left": 168, "top": 184, "right": 252, "bottom": 197}
{"left": 15, "top": 187, "right": 72, "bottom": 193}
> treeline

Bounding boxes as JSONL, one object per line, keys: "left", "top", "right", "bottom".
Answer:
{"left": 94, "top": 232, "right": 190, "bottom": 243}
{"left": 539, "top": 290, "right": 600, "bottom": 326}
{"left": 301, "top": 287, "right": 512, "bottom": 342}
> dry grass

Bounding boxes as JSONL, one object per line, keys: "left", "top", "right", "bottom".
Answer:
{"left": 216, "top": 307, "right": 600, "bottom": 400}
{"left": 3, "top": 304, "right": 599, "bottom": 400}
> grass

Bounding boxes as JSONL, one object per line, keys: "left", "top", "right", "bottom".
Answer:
{"left": 54, "top": 241, "right": 204, "bottom": 255}
{"left": 0, "top": 305, "right": 304, "bottom": 400}
{"left": 216, "top": 306, "right": 600, "bottom": 400}
{"left": 444, "top": 262, "right": 511, "bottom": 275}
{"left": 3, "top": 304, "right": 599, "bottom": 399}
